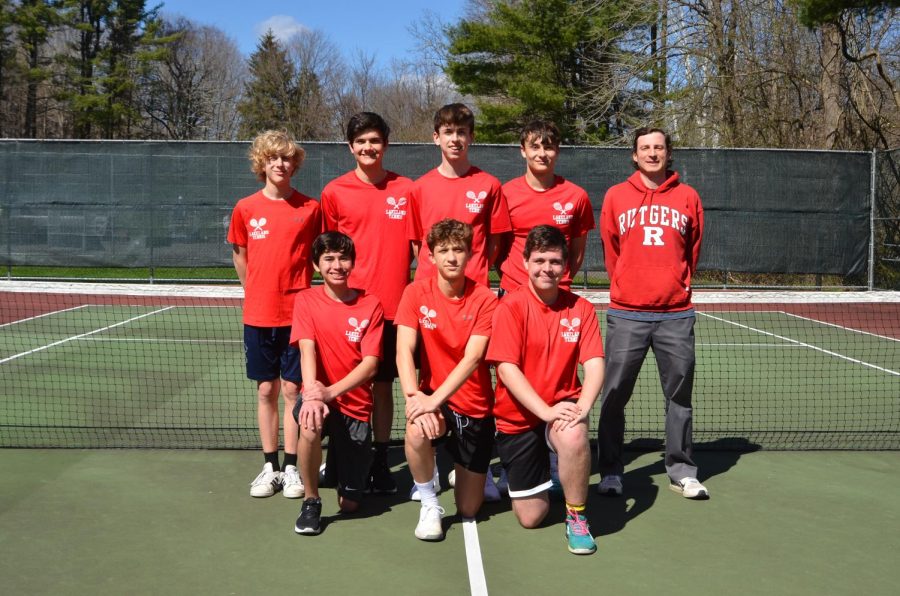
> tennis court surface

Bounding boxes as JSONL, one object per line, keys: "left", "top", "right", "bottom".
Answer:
{"left": 1, "top": 281, "right": 899, "bottom": 594}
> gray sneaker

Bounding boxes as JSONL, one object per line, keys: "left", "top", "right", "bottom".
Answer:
{"left": 596, "top": 475, "right": 623, "bottom": 496}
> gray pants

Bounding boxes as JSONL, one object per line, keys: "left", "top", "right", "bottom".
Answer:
{"left": 597, "top": 315, "right": 698, "bottom": 482}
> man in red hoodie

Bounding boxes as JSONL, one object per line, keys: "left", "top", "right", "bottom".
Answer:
{"left": 596, "top": 127, "right": 709, "bottom": 500}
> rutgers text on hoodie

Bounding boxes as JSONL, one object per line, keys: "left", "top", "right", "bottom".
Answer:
{"left": 600, "top": 170, "right": 704, "bottom": 312}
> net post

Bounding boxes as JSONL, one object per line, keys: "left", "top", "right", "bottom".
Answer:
{"left": 869, "top": 149, "right": 876, "bottom": 291}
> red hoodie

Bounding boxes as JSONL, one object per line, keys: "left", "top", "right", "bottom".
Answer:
{"left": 600, "top": 170, "right": 703, "bottom": 312}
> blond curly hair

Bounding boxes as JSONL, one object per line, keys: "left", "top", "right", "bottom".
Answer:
{"left": 248, "top": 130, "right": 306, "bottom": 182}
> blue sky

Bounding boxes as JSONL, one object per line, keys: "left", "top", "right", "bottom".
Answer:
{"left": 157, "top": 0, "right": 467, "bottom": 68}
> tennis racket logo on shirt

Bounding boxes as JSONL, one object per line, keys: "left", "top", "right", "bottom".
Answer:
{"left": 419, "top": 305, "right": 438, "bottom": 330}
{"left": 385, "top": 196, "right": 408, "bottom": 220}
{"left": 465, "top": 190, "right": 488, "bottom": 214}
{"left": 560, "top": 317, "right": 581, "bottom": 343}
{"left": 249, "top": 217, "right": 269, "bottom": 240}
{"left": 552, "top": 202, "right": 575, "bottom": 225}
{"left": 345, "top": 317, "right": 369, "bottom": 343}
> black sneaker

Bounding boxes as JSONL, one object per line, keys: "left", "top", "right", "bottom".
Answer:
{"left": 294, "top": 498, "right": 323, "bottom": 535}
{"left": 366, "top": 460, "right": 398, "bottom": 495}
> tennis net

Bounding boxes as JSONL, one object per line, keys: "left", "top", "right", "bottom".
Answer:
{"left": 1, "top": 281, "right": 898, "bottom": 450}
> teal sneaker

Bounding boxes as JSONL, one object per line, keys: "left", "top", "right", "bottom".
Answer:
{"left": 565, "top": 509, "right": 596, "bottom": 555}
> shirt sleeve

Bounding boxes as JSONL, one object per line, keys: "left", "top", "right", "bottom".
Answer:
{"left": 320, "top": 185, "right": 339, "bottom": 232}
{"left": 488, "top": 181, "right": 512, "bottom": 235}
{"left": 407, "top": 182, "right": 423, "bottom": 241}
{"left": 485, "top": 300, "right": 522, "bottom": 366}
{"left": 572, "top": 189, "right": 596, "bottom": 237}
{"left": 289, "top": 291, "right": 314, "bottom": 345}
{"left": 599, "top": 189, "right": 620, "bottom": 278}
{"left": 472, "top": 290, "right": 498, "bottom": 337}
{"left": 576, "top": 300, "right": 604, "bottom": 363}
{"left": 360, "top": 298, "right": 385, "bottom": 360}
{"left": 227, "top": 202, "right": 247, "bottom": 246}
{"left": 393, "top": 284, "right": 419, "bottom": 330}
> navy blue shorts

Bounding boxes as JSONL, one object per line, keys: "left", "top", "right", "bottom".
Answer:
{"left": 243, "top": 325, "right": 301, "bottom": 383}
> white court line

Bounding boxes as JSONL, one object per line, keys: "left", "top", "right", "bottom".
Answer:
{"left": 0, "top": 307, "right": 173, "bottom": 365}
{"left": 462, "top": 517, "right": 488, "bottom": 596}
{"left": 782, "top": 311, "right": 900, "bottom": 343}
{"left": 81, "top": 337, "right": 241, "bottom": 344}
{"left": 0, "top": 304, "right": 89, "bottom": 329}
{"left": 699, "top": 312, "right": 900, "bottom": 377}
{"left": 698, "top": 343, "right": 805, "bottom": 347}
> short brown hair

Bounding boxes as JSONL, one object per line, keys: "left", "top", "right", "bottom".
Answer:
{"left": 426, "top": 219, "right": 473, "bottom": 253}
{"left": 520, "top": 120, "right": 561, "bottom": 148}
{"left": 433, "top": 103, "right": 475, "bottom": 134}
{"left": 631, "top": 127, "right": 673, "bottom": 170}
{"left": 524, "top": 225, "right": 568, "bottom": 261}
{"left": 248, "top": 130, "right": 305, "bottom": 182}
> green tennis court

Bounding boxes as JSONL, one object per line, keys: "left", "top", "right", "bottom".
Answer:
{"left": 1, "top": 448, "right": 898, "bottom": 595}
{"left": 2, "top": 284, "right": 898, "bottom": 450}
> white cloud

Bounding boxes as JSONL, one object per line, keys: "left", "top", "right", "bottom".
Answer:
{"left": 253, "top": 15, "right": 309, "bottom": 43}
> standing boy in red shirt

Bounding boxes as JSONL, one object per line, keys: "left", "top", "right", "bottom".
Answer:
{"left": 408, "top": 103, "right": 512, "bottom": 287}
{"left": 596, "top": 128, "right": 708, "bottom": 500}
{"left": 486, "top": 225, "right": 604, "bottom": 555}
{"left": 500, "top": 120, "right": 595, "bottom": 295}
{"left": 395, "top": 219, "right": 498, "bottom": 541}
{"left": 321, "top": 112, "right": 414, "bottom": 495}
{"left": 227, "top": 130, "right": 322, "bottom": 499}
{"left": 290, "top": 232, "right": 384, "bottom": 535}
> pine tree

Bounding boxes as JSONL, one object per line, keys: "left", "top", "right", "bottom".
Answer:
{"left": 237, "top": 31, "right": 298, "bottom": 139}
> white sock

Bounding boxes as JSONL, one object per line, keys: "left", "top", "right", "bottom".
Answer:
{"left": 415, "top": 480, "right": 439, "bottom": 508}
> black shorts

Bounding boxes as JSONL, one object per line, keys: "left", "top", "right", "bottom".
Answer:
{"left": 243, "top": 325, "right": 301, "bottom": 383}
{"left": 496, "top": 425, "right": 553, "bottom": 498}
{"left": 292, "top": 399, "right": 372, "bottom": 503}
{"left": 441, "top": 404, "right": 495, "bottom": 475}
{"left": 373, "top": 322, "right": 398, "bottom": 383}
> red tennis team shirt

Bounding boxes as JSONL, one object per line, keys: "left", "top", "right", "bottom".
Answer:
{"left": 500, "top": 175, "right": 595, "bottom": 293}
{"left": 408, "top": 167, "right": 511, "bottom": 285}
{"left": 290, "top": 287, "right": 384, "bottom": 422}
{"left": 227, "top": 190, "right": 322, "bottom": 327}
{"left": 395, "top": 276, "right": 498, "bottom": 419}
{"left": 486, "top": 286, "right": 604, "bottom": 434}
{"left": 321, "top": 170, "right": 414, "bottom": 320}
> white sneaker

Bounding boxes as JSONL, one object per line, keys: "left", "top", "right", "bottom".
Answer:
{"left": 410, "top": 465, "right": 441, "bottom": 501}
{"left": 596, "top": 474, "right": 623, "bottom": 496}
{"left": 414, "top": 504, "right": 445, "bottom": 541}
{"left": 670, "top": 477, "right": 709, "bottom": 499}
{"left": 483, "top": 472, "right": 501, "bottom": 502}
{"left": 282, "top": 465, "right": 304, "bottom": 499}
{"left": 249, "top": 462, "right": 282, "bottom": 498}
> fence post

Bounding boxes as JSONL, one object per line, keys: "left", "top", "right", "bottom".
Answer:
{"left": 869, "top": 149, "right": 877, "bottom": 291}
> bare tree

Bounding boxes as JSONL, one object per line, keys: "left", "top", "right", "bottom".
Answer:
{"left": 139, "top": 16, "right": 245, "bottom": 140}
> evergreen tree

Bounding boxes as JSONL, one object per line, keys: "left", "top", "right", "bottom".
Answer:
{"left": 237, "top": 31, "right": 298, "bottom": 139}
{"left": 14, "top": 0, "right": 61, "bottom": 138}
{"left": 60, "top": 0, "right": 170, "bottom": 138}
{"left": 445, "top": 0, "right": 649, "bottom": 143}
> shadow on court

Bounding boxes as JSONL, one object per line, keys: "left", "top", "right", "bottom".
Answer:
{"left": 587, "top": 437, "right": 760, "bottom": 537}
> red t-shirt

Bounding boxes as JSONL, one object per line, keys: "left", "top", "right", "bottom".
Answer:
{"left": 500, "top": 175, "right": 595, "bottom": 292}
{"left": 321, "top": 170, "right": 414, "bottom": 320}
{"left": 290, "top": 287, "right": 384, "bottom": 422}
{"left": 227, "top": 190, "right": 322, "bottom": 327}
{"left": 408, "top": 167, "right": 511, "bottom": 285}
{"left": 486, "top": 286, "right": 604, "bottom": 434}
{"left": 394, "top": 276, "right": 497, "bottom": 419}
